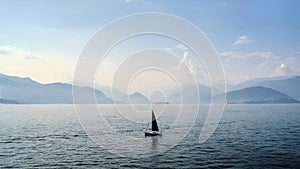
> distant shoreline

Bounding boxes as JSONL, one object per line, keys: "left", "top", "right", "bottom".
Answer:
{"left": 1, "top": 103, "right": 300, "bottom": 105}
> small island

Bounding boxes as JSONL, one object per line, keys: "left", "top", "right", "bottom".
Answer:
{"left": 153, "top": 101, "right": 170, "bottom": 104}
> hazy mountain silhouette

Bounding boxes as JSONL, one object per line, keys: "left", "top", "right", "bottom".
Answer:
{"left": 126, "top": 92, "right": 150, "bottom": 104}
{"left": 1, "top": 73, "right": 299, "bottom": 104}
{"left": 94, "top": 85, "right": 127, "bottom": 101}
{"left": 255, "top": 76, "right": 300, "bottom": 100}
{"left": 168, "top": 84, "right": 212, "bottom": 103}
{"left": 0, "top": 73, "right": 112, "bottom": 104}
{"left": 0, "top": 98, "right": 19, "bottom": 104}
{"left": 224, "top": 86, "right": 299, "bottom": 104}
{"left": 230, "top": 76, "right": 300, "bottom": 100}
{"left": 70, "top": 81, "right": 149, "bottom": 104}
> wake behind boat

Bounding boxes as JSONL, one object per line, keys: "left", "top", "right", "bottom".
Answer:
{"left": 145, "top": 110, "right": 162, "bottom": 136}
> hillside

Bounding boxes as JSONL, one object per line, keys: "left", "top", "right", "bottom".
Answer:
{"left": 126, "top": 92, "right": 150, "bottom": 104}
{"left": 0, "top": 73, "right": 112, "bottom": 104}
{"left": 225, "top": 86, "right": 299, "bottom": 104}
{"left": 230, "top": 76, "right": 300, "bottom": 100}
{"left": 168, "top": 84, "right": 212, "bottom": 103}
{"left": 256, "top": 76, "right": 300, "bottom": 100}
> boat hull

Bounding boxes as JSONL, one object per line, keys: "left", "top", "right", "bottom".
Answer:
{"left": 145, "top": 131, "right": 162, "bottom": 136}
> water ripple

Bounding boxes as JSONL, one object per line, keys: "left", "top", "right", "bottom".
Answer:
{"left": 0, "top": 104, "right": 299, "bottom": 168}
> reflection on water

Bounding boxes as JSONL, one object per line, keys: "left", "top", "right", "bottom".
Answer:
{"left": 151, "top": 136, "right": 158, "bottom": 153}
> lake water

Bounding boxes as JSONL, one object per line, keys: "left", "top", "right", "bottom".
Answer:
{"left": 0, "top": 104, "right": 299, "bottom": 168}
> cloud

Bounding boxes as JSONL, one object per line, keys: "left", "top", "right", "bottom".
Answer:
{"left": 164, "top": 48, "right": 172, "bottom": 51}
{"left": 183, "top": 51, "right": 188, "bottom": 60}
{"left": 0, "top": 44, "right": 75, "bottom": 84}
{"left": 259, "top": 59, "right": 278, "bottom": 68}
{"left": 271, "top": 56, "right": 300, "bottom": 76}
{"left": 221, "top": 51, "right": 277, "bottom": 60}
{"left": 259, "top": 50, "right": 300, "bottom": 75}
{"left": 177, "top": 51, "right": 188, "bottom": 68}
{"left": 124, "top": 0, "right": 134, "bottom": 3}
{"left": 177, "top": 51, "right": 197, "bottom": 75}
{"left": 24, "top": 53, "right": 41, "bottom": 60}
{"left": 274, "top": 63, "right": 291, "bottom": 76}
{"left": 232, "top": 35, "right": 252, "bottom": 46}
{"left": 0, "top": 45, "right": 13, "bottom": 54}
{"left": 0, "top": 45, "right": 41, "bottom": 61}
{"left": 258, "top": 53, "right": 300, "bottom": 77}
{"left": 176, "top": 44, "right": 188, "bottom": 50}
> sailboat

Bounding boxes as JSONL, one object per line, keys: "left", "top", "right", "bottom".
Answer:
{"left": 145, "top": 110, "right": 162, "bottom": 136}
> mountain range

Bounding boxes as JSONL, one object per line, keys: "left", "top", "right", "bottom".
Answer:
{"left": 224, "top": 86, "right": 299, "bottom": 104}
{"left": 0, "top": 73, "right": 299, "bottom": 104}
{"left": 70, "top": 81, "right": 150, "bottom": 104}
{"left": 229, "top": 76, "right": 300, "bottom": 100}
{"left": 0, "top": 73, "right": 112, "bottom": 104}
{"left": 167, "top": 84, "right": 212, "bottom": 103}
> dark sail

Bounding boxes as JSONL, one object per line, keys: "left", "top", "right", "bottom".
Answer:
{"left": 152, "top": 111, "right": 159, "bottom": 131}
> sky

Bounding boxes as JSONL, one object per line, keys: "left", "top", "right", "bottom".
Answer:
{"left": 0, "top": 0, "right": 300, "bottom": 90}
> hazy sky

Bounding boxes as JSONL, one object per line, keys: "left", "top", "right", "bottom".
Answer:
{"left": 0, "top": 0, "right": 300, "bottom": 86}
